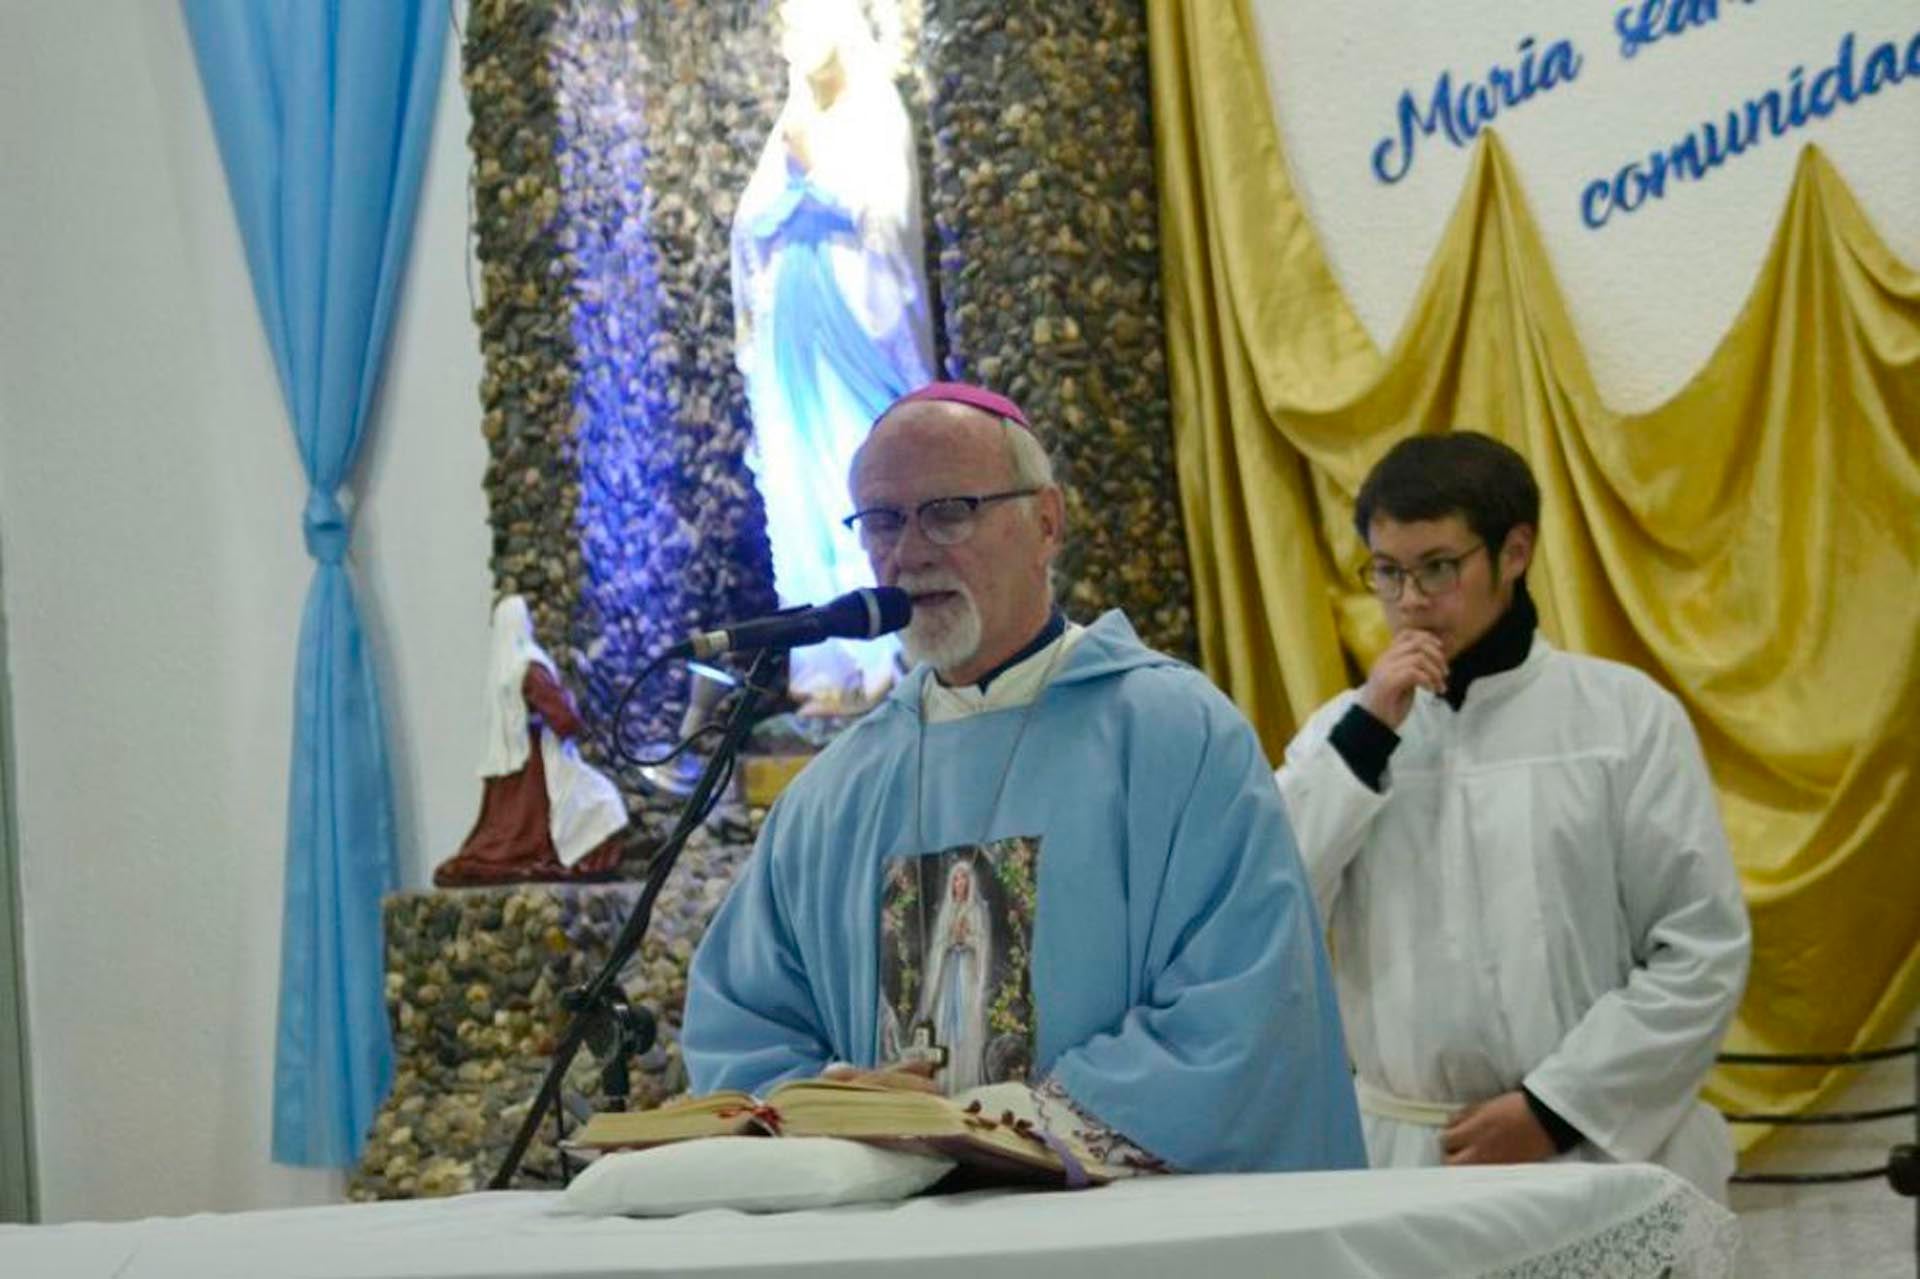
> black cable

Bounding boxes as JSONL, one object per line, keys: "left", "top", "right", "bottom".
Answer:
{"left": 630, "top": 721, "right": 730, "bottom": 770}
{"left": 607, "top": 650, "right": 680, "bottom": 769}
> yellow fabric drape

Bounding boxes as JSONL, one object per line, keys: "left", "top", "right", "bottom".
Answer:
{"left": 1147, "top": 0, "right": 1920, "bottom": 1139}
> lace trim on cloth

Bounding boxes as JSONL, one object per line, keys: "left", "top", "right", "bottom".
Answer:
{"left": 1481, "top": 1178, "right": 1741, "bottom": 1279}
{"left": 1032, "top": 1075, "right": 1171, "bottom": 1177}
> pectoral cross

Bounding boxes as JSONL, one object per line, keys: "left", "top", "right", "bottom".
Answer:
{"left": 900, "top": 1021, "right": 948, "bottom": 1071}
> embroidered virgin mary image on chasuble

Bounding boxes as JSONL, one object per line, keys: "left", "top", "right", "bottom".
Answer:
{"left": 879, "top": 838, "right": 1039, "bottom": 1093}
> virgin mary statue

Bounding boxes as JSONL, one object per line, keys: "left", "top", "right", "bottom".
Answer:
{"left": 731, "top": 0, "right": 935, "bottom": 711}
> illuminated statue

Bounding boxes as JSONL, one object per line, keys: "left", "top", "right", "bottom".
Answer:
{"left": 731, "top": 0, "right": 935, "bottom": 712}
{"left": 433, "top": 596, "right": 629, "bottom": 886}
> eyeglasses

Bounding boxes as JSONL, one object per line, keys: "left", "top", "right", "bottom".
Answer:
{"left": 843, "top": 489, "right": 1039, "bottom": 550}
{"left": 1361, "top": 543, "right": 1486, "bottom": 601}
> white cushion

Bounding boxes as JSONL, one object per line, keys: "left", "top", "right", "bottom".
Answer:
{"left": 557, "top": 1137, "right": 956, "bottom": 1217}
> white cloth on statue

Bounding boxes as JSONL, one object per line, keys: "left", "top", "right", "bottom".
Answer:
{"left": 729, "top": 15, "right": 934, "bottom": 705}
{"left": 478, "top": 596, "right": 628, "bottom": 866}
{"left": 481, "top": 596, "right": 545, "bottom": 777}
{"left": 1276, "top": 637, "right": 1750, "bottom": 1201}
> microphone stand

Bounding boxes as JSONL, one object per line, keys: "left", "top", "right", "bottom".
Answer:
{"left": 489, "top": 645, "right": 782, "bottom": 1189}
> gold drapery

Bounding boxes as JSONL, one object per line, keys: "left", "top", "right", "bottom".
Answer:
{"left": 1147, "top": 0, "right": 1920, "bottom": 1136}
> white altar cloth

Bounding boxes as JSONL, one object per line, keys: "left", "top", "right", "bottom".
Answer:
{"left": 0, "top": 1163, "right": 1736, "bottom": 1279}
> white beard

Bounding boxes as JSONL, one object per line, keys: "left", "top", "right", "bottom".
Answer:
{"left": 897, "top": 572, "right": 983, "bottom": 676}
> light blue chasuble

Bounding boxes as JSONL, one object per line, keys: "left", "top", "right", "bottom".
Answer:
{"left": 684, "top": 611, "right": 1364, "bottom": 1172}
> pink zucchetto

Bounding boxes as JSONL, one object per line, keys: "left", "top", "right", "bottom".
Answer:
{"left": 878, "top": 381, "right": 1030, "bottom": 428}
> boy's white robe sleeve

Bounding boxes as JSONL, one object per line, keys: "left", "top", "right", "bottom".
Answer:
{"left": 1274, "top": 694, "right": 1393, "bottom": 918}
{"left": 1522, "top": 693, "right": 1752, "bottom": 1162}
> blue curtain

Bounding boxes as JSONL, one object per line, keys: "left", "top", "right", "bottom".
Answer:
{"left": 182, "top": 1, "right": 449, "bottom": 1167}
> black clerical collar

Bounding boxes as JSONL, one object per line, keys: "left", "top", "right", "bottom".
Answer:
{"left": 1442, "top": 581, "right": 1537, "bottom": 710}
{"left": 973, "top": 608, "right": 1067, "bottom": 693}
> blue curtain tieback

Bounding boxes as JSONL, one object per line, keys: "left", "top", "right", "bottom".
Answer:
{"left": 303, "top": 488, "right": 350, "bottom": 564}
{"left": 186, "top": 0, "right": 443, "bottom": 1169}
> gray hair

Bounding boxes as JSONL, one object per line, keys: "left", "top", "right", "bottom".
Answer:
{"left": 1002, "top": 418, "right": 1055, "bottom": 489}
{"left": 1004, "top": 420, "right": 1061, "bottom": 604}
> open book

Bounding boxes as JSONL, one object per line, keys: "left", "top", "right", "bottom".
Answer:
{"left": 568, "top": 1079, "right": 1109, "bottom": 1189}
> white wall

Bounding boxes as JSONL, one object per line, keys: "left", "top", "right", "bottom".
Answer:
{"left": 1254, "top": 0, "right": 1920, "bottom": 409}
{"left": 0, "top": 5, "right": 493, "bottom": 1222}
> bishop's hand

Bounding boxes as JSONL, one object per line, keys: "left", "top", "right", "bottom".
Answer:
{"left": 820, "top": 1058, "right": 941, "bottom": 1094}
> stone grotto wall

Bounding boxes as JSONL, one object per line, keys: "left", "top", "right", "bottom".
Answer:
{"left": 921, "top": 3, "right": 1194, "bottom": 658}
{"left": 349, "top": 820, "right": 752, "bottom": 1199}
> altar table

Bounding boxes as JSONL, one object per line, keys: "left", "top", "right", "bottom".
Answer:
{"left": 0, "top": 1162, "right": 1737, "bottom": 1278}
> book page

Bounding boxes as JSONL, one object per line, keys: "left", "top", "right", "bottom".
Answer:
{"left": 766, "top": 1079, "right": 1106, "bottom": 1183}
{"left": 570, "top": 1091, "right": 765, "bottom": 1148}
